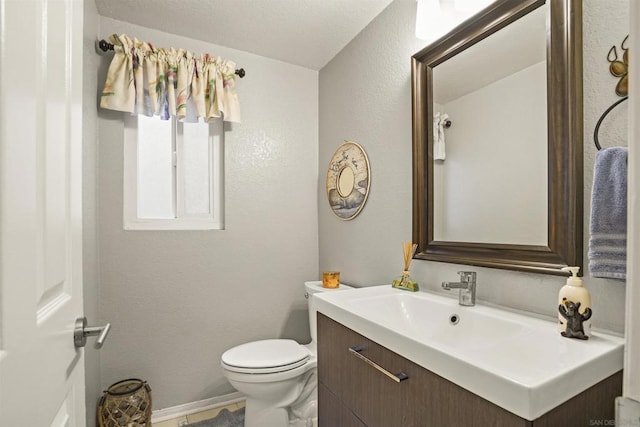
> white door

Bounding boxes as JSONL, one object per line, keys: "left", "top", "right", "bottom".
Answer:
{"left": 623, "top": 0, "right": 640, "bottom": 405}
{"left": 0, "top": 0, "right": 86, "bottom": 426}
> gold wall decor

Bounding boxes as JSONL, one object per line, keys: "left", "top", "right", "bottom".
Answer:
{"left": 326, "top": 141, "right": 370, "bottom": 220}
{"left": 594, "top": 35, "right": 629, "bottom": 151}
{"left": 607, "top": 35, "right": 628, "bottom": 97}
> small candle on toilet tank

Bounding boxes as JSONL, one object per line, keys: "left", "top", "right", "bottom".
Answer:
{"left": 322, "top": 271, "right": 340, "bottom": 288}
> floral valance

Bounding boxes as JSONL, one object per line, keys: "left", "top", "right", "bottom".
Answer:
{"left": 100, "top": 34, "right": 241, "bottom": 123}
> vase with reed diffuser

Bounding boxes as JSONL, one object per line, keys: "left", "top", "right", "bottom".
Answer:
{"left": 392, "top": 242, "right": 419, "bottom": 292}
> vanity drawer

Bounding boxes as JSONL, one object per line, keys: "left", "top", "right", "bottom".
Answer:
{"left": 318, "top": 382, "right": 367, "bottom": 427}
{"left": 317, "top": 313, "right": 529, "bottom": 427}
{"left": 318, "top": 313, "right": 622, "bottom": 426}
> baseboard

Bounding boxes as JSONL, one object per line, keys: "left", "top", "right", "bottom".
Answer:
{"left": 151, "top": 391, "right": 245, "bottom": 423}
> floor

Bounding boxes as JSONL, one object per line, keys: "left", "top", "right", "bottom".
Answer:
{"left": 153, "top": 401, "right": 246, "bottom": 427}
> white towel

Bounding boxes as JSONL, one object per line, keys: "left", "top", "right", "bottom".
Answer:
{"left": 433, "top": 112, "right": 449, "bottom": 160}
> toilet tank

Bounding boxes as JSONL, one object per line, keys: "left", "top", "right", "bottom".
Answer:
{"left": 304, "top": 281, "right": 352, "bottom": 345}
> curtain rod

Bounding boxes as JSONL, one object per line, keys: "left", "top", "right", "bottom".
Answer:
{"left": 97, "top": 39, "right": 246, "bottom": 78}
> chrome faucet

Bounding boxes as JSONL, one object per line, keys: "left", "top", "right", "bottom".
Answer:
{"left": 442, "top": 271, "right": 476, "bottom": 306}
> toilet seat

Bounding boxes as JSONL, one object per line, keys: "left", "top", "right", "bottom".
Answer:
{"left": 221, "top": 339, "right": 310, "bottom": 374}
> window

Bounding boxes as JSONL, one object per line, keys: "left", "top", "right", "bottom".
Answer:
{"left": 124, "top": 115, "right": 224, "bottom": 230}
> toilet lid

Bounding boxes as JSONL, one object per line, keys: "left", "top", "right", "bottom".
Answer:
{"left": 221, "top": 339, "right": 310, "bottom": 374}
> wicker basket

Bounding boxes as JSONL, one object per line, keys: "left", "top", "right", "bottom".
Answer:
{"left": 97, "top": 379, "right": 152, "bottom": 427}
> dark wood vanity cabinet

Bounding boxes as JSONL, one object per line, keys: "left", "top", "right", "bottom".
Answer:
{"left": 317, "top": 313, "right": 622, "bottom": 427}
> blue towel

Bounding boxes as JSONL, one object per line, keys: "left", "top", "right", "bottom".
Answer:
{"left": 588, "top": 147, "right": 627, "bottom": 280}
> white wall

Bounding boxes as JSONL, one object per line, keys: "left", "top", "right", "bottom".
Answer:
{"left": 96, "top": 17, "right": 319, "bottom": 410}
{"left": 319, "top": 0, "right": 627, "bottom": 334}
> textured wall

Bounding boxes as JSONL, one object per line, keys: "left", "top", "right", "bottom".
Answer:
{"left": 97, "top": 17, "right": 319, "bottom": 410}
{"left": 319, "top": 0, "right": 628, "bottom": 333}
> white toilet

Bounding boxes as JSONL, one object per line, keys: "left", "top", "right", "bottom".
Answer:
{"left": 221, "top": 281, "right": 351, "bottom": 427}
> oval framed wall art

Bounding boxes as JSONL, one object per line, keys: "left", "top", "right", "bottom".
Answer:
{"left": 326, "top": 141, "right": 371, "bottom": 220}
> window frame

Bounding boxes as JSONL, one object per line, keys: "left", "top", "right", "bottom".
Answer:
{"left": 123, "top": 115, "right": 225, "bottom": 231}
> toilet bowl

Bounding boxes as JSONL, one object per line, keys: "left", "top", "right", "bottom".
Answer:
{"left": 220, "top": 281, "right": 352, "bottom": 427}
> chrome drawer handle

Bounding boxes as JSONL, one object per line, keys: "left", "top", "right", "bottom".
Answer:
{"left": 348, "top": 346, "right": 409, "bottom": 383}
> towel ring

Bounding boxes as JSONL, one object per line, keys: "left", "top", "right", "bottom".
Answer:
{"left": 594, "top": 96, "right": 628, "bottom": 150}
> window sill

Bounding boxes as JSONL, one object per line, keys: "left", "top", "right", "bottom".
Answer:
{"left": 124, "top": 218, "right": 223, "bottom": 231}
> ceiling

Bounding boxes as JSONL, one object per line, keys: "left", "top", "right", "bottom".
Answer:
{"left": 433, "top": 2, "right": 547, "bottom": 104}
{"left": 93, "top": 0, "right": 396, "bottom": 70}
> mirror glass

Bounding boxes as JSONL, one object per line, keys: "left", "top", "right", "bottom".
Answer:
{"left": 338, "top": 166, "right": 355, "bottom": 197}
{"left": 432, "top": 3, "right": 548, "bottom": 245}
{"left": 411, "top": 0, "right": 583, "bottom": 275}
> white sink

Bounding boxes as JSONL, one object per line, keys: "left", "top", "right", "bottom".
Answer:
{"left": 312, "top": 285, "right": 624, "bottom": 421}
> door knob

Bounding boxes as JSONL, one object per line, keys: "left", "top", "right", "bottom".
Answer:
{"left": 74, "top": 317, "right": 111, "bottom": 348}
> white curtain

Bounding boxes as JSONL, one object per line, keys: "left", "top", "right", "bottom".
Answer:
{"left": 100, "top": 34, "right": 241, "bottom": 123}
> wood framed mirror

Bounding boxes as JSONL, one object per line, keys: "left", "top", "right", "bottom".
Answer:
{"left": 411, "top": 0, "right": 583, "bottom": 276}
